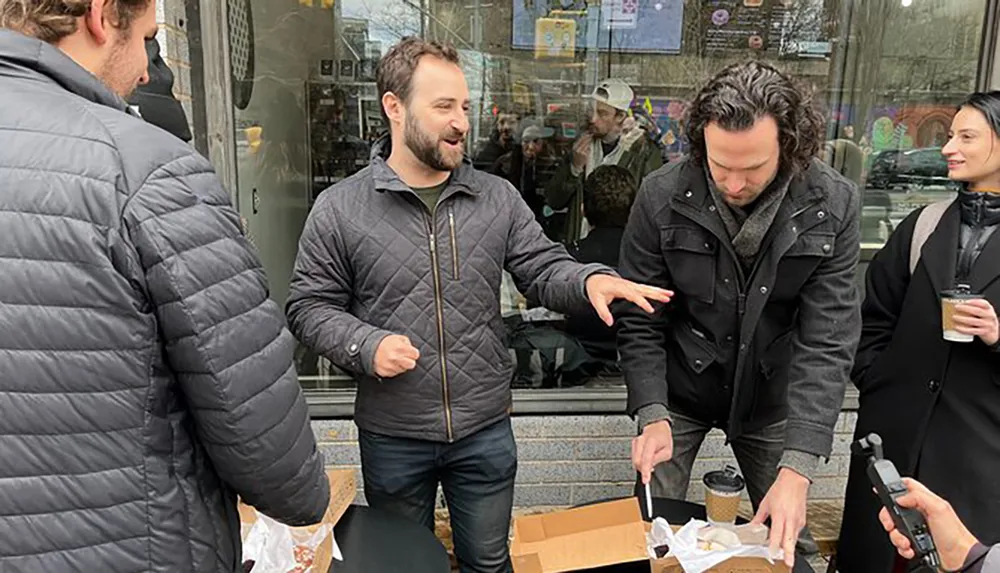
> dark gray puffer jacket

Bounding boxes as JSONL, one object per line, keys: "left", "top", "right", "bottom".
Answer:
{"left": 287, "top": 138, "right": 610, "bottom": 443}
{"left": 0, "top": 30, "right": 328, "bottom": 573}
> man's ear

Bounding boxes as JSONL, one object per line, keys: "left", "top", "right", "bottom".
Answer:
{"left": 382, "top": 92, "right": 404, "bottom": 126}
{"left": 82, "top": 0, "right": 112, "bottom": 46}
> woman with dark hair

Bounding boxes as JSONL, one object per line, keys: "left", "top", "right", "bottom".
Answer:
{"left": 838, "top": 91, "right": 1000, "bottom": 573}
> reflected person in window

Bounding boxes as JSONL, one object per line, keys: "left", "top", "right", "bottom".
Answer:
{"left": 839, "top": 91, "right": 1000, "bottom": 573}
{"left": 564, "top": 164, "right": 638, "bottom": 377}
{"left": 619, "top": 61, "right": 861, "bottom": 567}
{"left": 547, "top": 78, "right": 663, "bottom": 244}
{"left": 474, "top": 108, "right": 519, "bottom": 171}
{"left": 492, "top": 121, "right": 557, "bottom": 221}
{"left": 284, "top": 36, "right": 672, "bottom": 573}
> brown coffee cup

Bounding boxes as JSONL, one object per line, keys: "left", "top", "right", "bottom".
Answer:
{"left": 941, "top": 288, "right": 980, "bottom": 343}
{"left": 703, "top": 465, "right": 745, "bottom": 525}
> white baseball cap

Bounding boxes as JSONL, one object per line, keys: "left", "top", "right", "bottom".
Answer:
{"left": 521, "top": 124, "right": 555, "bottom": 142}
{"left": 590, "top": 78, "right": 634, "bottom": 112}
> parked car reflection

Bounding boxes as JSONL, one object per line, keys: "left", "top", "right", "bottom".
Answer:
{"left": 868, "top": 147, "right": 958, "bottom": 191}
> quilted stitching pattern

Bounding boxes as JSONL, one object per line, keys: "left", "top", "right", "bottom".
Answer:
{"left": 287, "top": 143, "right": 609, "bottom": 442}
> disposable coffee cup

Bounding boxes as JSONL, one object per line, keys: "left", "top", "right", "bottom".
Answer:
{"left": 941, "top": 287, "right": 980, "bottom": 343}
{"left": 703, "top": 465, "right": 745, "bottom": 525}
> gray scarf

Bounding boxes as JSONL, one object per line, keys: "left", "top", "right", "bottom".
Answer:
{"left": 706, "top": 168, "right": 792, "bottom": 268}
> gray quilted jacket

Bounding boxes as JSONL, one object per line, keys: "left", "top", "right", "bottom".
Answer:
{"left": 286, "top": 138, "right": 609, "bottom": 442}
{"left": 0, "top": 31, "right": 329, "bottom": 573}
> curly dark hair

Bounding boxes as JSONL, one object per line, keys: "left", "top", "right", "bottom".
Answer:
{"left": 583, "top": 165, "right": 637, "bottom": 229}
{"left": 685, "top": 61, "right": 824, "bottom": 174}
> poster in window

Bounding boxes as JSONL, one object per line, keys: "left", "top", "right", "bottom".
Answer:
{"left": 601, "top": 0, "right": 639, "bottom": 30}
{"left": 513, "top": 0, "right": 683, "bottom": 54}
{"left": 534, "top": 18, "right": 576, "bottom": 58}
{"left": 702, "top": 0, "right": 831, "bottom": 58}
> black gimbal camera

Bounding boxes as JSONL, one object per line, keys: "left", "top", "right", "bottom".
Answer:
{"left": 851, "top": 433, "right": 940, "bottom": 570}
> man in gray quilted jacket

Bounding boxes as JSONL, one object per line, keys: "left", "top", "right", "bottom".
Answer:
{"left": 286, "top": 37, "right": 672, "bottom": 573}
{"left": 0, "top": 2, "right": 329, "bottom": 572}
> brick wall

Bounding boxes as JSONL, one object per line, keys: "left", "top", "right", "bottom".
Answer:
{"left": 154, "top": 0, "right": 194, "bottom": 137}
{"left": 315, "top": 411, "right": 858, "bottom": 510}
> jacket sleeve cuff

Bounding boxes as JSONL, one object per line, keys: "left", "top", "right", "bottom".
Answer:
{"left": 636, "top": 403, "right": 672, "bottom": 431}
{"left": 961, "top": 542, "right": 991, "bottom": 572}
{"left": 778, "top": 450, "right": 821, "bottom": 483}
{"left": 783, "top": 420, "right": 835, "bottom": 461}
{"left": 570, "top": 163, "right": 584, "bottom": 177}
{"left": 357, "top": 329, "right": 394, "bottom": 377}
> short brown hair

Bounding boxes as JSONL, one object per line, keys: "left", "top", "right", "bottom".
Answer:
{"left": 0, "top": 0, "right": 151, "bottom": 43}
{"left": 376, "top": 36, "right": 460, "bottom": 119}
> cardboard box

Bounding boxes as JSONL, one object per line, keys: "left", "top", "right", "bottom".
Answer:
{"left": 239, "top": 469, "right": 357, "bottom": 572}
{"left": 510, "top": 498, "right": 788, "bottom": 573}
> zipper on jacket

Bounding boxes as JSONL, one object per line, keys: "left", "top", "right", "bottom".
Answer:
{"left": 448, "top": 208, "right": 460, "bottom": 280}
{"left": 425, "top": 213, "right": 455, "bottom": 442}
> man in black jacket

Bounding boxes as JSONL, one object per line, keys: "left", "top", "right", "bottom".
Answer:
{"left": 0, "top": 2, "right": 329, "bottom": 571}
{"left": 286, "top": 36, "right": 670, "bottom": 573}
{"left": 620, "top": 61, "right": 861, "bottom": 567}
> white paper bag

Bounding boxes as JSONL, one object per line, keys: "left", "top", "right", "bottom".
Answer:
{"left": 646, "top": 518, "right": 784, "bottom": 573}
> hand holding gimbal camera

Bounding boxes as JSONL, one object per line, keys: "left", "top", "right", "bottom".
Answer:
{"left": 854, "top": 434, "right": 988, "bottom": 571}
{"left": 877, "top": 478, "right": 982, "bottom": 572}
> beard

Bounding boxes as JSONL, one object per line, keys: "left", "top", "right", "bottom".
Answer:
{"left": 404, "top": 112, "right": 465, "bottom": 172}
{"left": 98, "top": 40, "right": 141, "bottom": 99}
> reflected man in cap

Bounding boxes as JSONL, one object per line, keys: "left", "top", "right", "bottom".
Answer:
{"left": 547, "top": 78, "right": 663, "bottom": 243}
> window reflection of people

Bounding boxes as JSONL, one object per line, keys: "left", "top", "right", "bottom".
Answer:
{"left": 492, "top": 122, "right": 555, "bottom": 219}
{"left": 839, "top": 91, "right": 1000, "bottom": 573}
{"left": 564, "top": 165, "right": 638, "bottom": 377}
{"left": 547, "top": 78, "right": 663, "bottom": 244}
{"left": 309, "top": 84, "right": 370, "bottom": 195}
{"left": 822, "top": 137, "right": 864, "bottom": 186}
{"left": 878, "top": 479, "right": 999, "bottom": 573}
{"left": 621, "top": 61, "right": 861, "bottom": 566}
{"left": 474, "top": 109, "right": 519, "bottom": 170}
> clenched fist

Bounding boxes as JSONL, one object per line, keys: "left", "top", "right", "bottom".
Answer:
{"left": 373, "top": 335, "right": 420, "bottom": 378}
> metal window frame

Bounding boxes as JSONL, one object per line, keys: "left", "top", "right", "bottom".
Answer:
{"left": 982, "top": 0, "right": 1000, "bottom": 90}
{"left": 192, "top": 0, "right": 990, "bottom": 419}
{"left": 304, "top": 387, "right": 860, "bottom": 418}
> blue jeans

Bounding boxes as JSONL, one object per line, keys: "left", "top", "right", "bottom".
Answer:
{"left": 359, "top": 418, "right": 517, "bottom": 573}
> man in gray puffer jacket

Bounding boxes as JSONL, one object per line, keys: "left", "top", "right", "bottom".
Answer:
{"left": 0, "top": 2, "right": 329, "bottom": 572}
{"left": 286, "top": 37, "right": 671, "bottom": 573}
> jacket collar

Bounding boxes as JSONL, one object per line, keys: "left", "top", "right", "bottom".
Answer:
{"left": 958, "top": 187, "right": 1000, "bottom": 227}
{"left": 0, "top": 30, "right": 132, "bottom": 115}
{"left": 369, "top": 134, "right": 478, "bottom": 196}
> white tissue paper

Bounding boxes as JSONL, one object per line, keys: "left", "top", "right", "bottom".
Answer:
{"left": 646, "top": 518, "right": 784, "bottom": 573}
{"left": 242, "top": 512, "right": 336, "bottom": 573}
